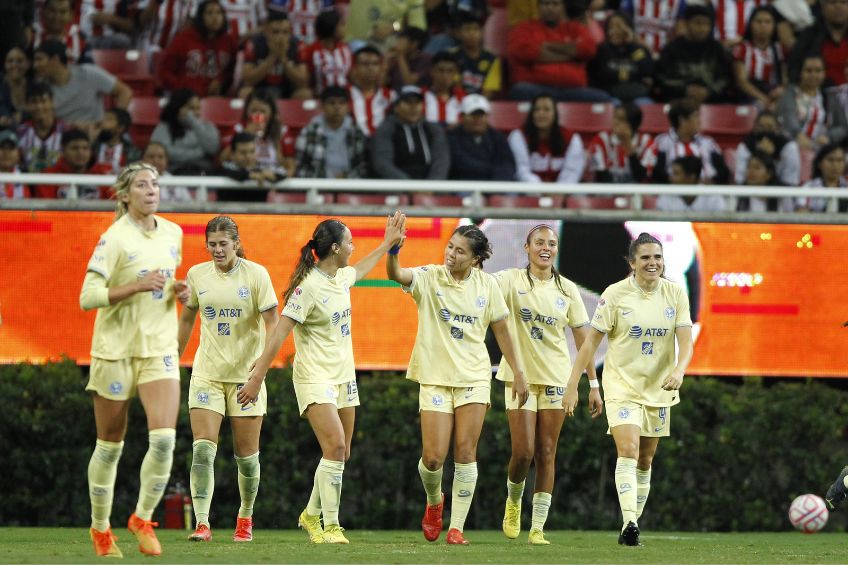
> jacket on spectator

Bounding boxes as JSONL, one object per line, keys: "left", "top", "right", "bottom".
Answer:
{"left": 160, "top": 26, "right": 238, "bottom": 96}
{"left": 776, "top": 85, "right": 848, "bottom": 145}
{"left": 655, "top": 36, "right": 734, "bottom": 102}
{"left": 507, "top": 19, "right": 597, "bottom": 88}
{"left": 447, "top": 126, "right": 516, "bottom": 181}
{"left": 150, "top": 113, "right": 221, "bottom": 173}
{"left": 509, "top": 127, "right": 587, "bottom": 184}
{"left": 295, "top": 115, "right": 369, "bottom": 178}
{"left": 588, "top": 41, "right": 654, "bottom": 102}
{"left": 370, "top": 114, "right": 450, "bottom": 180}
{"left": 787, "top": 20, "right": 848, "bottom": 85}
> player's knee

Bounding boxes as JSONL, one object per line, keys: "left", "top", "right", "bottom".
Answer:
{"left": 512, "top": 447, "right": 534, "bottom": 469}
{"left": 192, "top": 439, "right": 217, "bottom": 466}
{"left": 616, "top": 441, "right": 639, "bottom": 459}
{"left": 637, "top": 454, "right": 654, "bottom": 470}
{"left": 149, "top": 428, "right": 176, "bottom": 461}
{"left": 323, "top": 441, "right": 347, "bottom": 462}
{"left": 534, "top": 443, "right": 556, "bottom": 468}
{"left": 421, "top": 453, "right": 444, "bottom": 471}
{"left": 453, "top": 444, "right": 477, "bottom": 464}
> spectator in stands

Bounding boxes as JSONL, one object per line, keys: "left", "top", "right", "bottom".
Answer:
{"left": 241, "top": 11, "right": 310, "bottom": 100}
{"left": 36, "top": 128, "right": 112, "bottom": 199}
{"left": 447, "top": 94, "right": 515, "bottom": 181}
{"left": 423, "top": 0, "right": 487, "bottom": 55}
{"left": 423, "top": 51, "right": 465, "bottom": 127}
{"left": 301, "top": 10, "right": 353, "bottom": 96}
{"left": 136, "top": 0, "right": 196, "bottom": 55}
{"left": 655, "top": 5, "right": 734, "bottom": 103}
{"left": 33, "top": 40, "right": 132, "bottom": 128}
{"left": 777, "top": 54, "right": 848, "bottom": 152}
{"left": 620, "top": 0, "right": 686, "bottom": 57}
{"left": 0, "top": 2, "right": 32, "bottom": 66}
{"left": 17, "top": 82, "right": 68, "bottom": 172}
{"left": 92, "top": 108, "right": 142, "bottom": 174}
{"left": 712, "top": 0, "right": 795, "bottom": 50}
{"left": 642, "top": 98, "right": 730, "bottom": 184}
{"left": 371, "top": 85, "right": 450, "bottom": 180}
{"left": 788, "top": 0, "right": 848, "bottom": 87}
{"left": 656, "top": 154, "right": 729, "bottom": 211}
{"left": 832, "top": 58, "right": 848, "bottom": 118}
{"left": 218, "top": 0, "right": 268, "bottom": 40}
{"left": 345, "top": 0, "right": 427, "bottom": 52}
{"left": 507, "top": 0, "right": 610, "bottom": 103}
{"left": 795, "top": 142, "right": 848, "bottom": 212}
{"left": 215, "top": 131, "right": 287, "bottom": 201}
{"left": 222, "top": 89, "right": 293, "bottom": 173}
{"left": 32, "top": 0, "right": 91, "bottom": 64}
{"left": 734, "top": 110, "right": 801, "bottom": 186}
{"left": 0, "top": 129, "right": 27, "bottom": 199}
{"left": 732, "top": 6, "right": 788, "bottom": 111}
{"left": 142, "top": 141, "right": 195, "bottom": 202}
{"left": 737, "top": 151, "right": 788, "bottom": 212}
{"left": 588, "top": 103, "right": 651, "bottom": 183}
{"left": 385, "top": 27, "right": 430, "bottom": 90}
{"left": 588, "top": 11, "right": 654, "bottom": 105}
{"left": 450, "top": 11, "right": 502, "bottom": 99}
{"left": 296, "top": 85, "right": 370, "bottom": 179}
{"left": 0, "top": 46, "right": 32, "bottom": 129}
{"left": 348, "top": 45, "right": 397, "bottom": 135}
{"left": 78, "top": 0, "right": 135, "bottom": 49}
{"left": 509, "top": 93, "right": 586, "bottom": 184}
{"left": 160, "top": 0, "right": 239, "bottom": 97}
{"left": 267, "top": 0, "right": 334, "bottom": 44}
{"left": 151, "top": 88, "right": 221, "bottom": 174}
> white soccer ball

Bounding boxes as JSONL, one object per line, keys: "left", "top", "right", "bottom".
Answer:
{"left": 788, "top": 494, "right": 828, "bottom": 533}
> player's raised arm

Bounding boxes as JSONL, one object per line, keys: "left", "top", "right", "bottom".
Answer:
{"left": 353, "top": 211, "right": 406, "bottom": 281}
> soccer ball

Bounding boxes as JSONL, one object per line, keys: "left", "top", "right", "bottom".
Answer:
{"left": 788, "top": 494, "right": 828, "bottom": 533}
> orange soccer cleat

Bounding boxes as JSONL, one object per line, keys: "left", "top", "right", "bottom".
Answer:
{"left": 90, "top": 527, "right": 123, "bottom": 558}
{"left": 127, "top": 513, "right": 162, "bottom": 556}
{"left": 421, "top": 494, "right": 444, "bottom": 542}
{"left": 446, "top": 528, "right": 470, "bottom": 545}
{"left": 188, "top": 523, "right": 212, "bottom": 542}
{"left": 232, "top": 517, "right": 253, "bottom": 542}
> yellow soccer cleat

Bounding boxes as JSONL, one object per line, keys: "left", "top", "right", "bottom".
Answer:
{"left": 322, "top": 524, "right": 350, "bottom": 544}
{"left": 528, "top": 528, "right": 550, "bottom": 545}
{"left": 90, "top": 527, "right": 123, "bottom": 558}
{"left": 502, "top": 499, "right": 521, "bottom": 539}
{"left": 298, "top": 510, "right": 324, "bottom": 544}
{"left": 127, "top": 513, "right": 162, "bottom": 556}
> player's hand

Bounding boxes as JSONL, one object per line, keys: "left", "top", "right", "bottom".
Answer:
{"left": 174, "top": 280, "right": 191, "bottom": 305}
{"left": 563, "top": 386, "right": 578, "bottom": 417}
{"left": 137, "top": 269, "right": 167, "bottom": 293}
{"left": 512, "top": 371, "right": 529, "bottom": 408}
{"left": 661, "top": 370, "right": 684, "bottom": 391}
{"left": 237, "top": 374, "right": 262, "bottom": 408}
{"left": 588, "top": 387, "right": 604, "bottom": 418}
{"left": 384, "top": 210, "right": 406, "bottom": 247}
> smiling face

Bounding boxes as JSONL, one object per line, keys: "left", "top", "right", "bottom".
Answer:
{"left": 206, "top": 230, "right": 240, "bottom": 271}
{"left": 531, "top": 96, "right": 556, "bottom": 132}
{"left": 525, "top": 226, "right": 558, "bottom": 272}
{"left": 444, "top": 233, "right": 476, "bottom": 273}
{"left": 629, "top": 242, "right": 664, "bottom": 286}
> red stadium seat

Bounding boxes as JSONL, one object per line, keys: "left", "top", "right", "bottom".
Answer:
{"left": 639, "top": 104, "right": 669, "bottom": 134}
{"left": 92, "top": 49, "right": 154, "bottom": 96}
{"left": 483, "top": 6, "right": 509, "bottom": 56}
{"left": 558, "top": 103, "right": 614, "bottom": 136}
{"left": 128, "top": 96, "right": 165, "bottom": 148}
{"left": 565, "top": 195, "right": 633, "bottom": 209}
{"left": 201, "top": 97, "right": 244, "bottom": 138}
{"left": 488, "top": 194, "right": 564, "bottom": 208}
{"left": 266, "top": 191, "right": 307, "bottom": 203}
{"left": 276, "top": 99, "right": 322, "bottom": 129}
{"left": 412, "top": 194, "right": 467, "bottom": 207}
{"left": 489, "top": 101, "right": 530, "bottom": 133}
{"left": 701, "top": 104, "right": 757, "bottom": 149}
{"left": 335, "top": 193, "right": 410, "bottom": 206}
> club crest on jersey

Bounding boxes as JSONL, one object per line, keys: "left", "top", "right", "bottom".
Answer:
{"left": 238, "top": 286, "right": 249, "bottom": 299}
{"left": 196, "top": 392, "right": 209, "bottom": 405}
{"left": 618, "top": 407, "right": 630, "bottom": 419}
{"left": 665, "top": 307, "right": 675, "bottom": 319}
{"left": 476, "top": 296, "right": 487, "bottom": 309}
{"left": 555, "top": 297, "right": 566, "bottom": 310}
{"left": 170, "top": 246, "right": 178, "bottom": 260}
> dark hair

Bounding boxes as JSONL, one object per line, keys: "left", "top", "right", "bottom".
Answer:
{"left": 35, "top": 39, "right": 67, "bottom": 66}
{"left": 26, "top": 81, "right": 53, "bottom": 101}
{"left": 206, "top": 215, "right": 245, "bottom": 258}
{"left": 684, "top": 3, "right": 715, "bottom": 22}
{"left": 455, "top": 10, "right": 484, "bottom": 27}
{"left": 354, "top": 45, "right": 383, "bottom": 63}
{"left": 672, "top": 155, "right": 702, "bottom": 181}
{"left": 812, "top": 142, "right": 845, "bottom": 180}
{"left": 400, "top": 27, "right": 428, "bottom": 50}
{"left": 627, "top": 232, "right": 663, "bottom": 262}
{"left": 108, "top": 108, "right": 132, "bottom": 132}
{"left": 231, "top": 131, "right": 255, "bottom": 150}
{"left": 524, "top": 224, "right": 569, "bottom": 296}
{"left": 453, "top": 225, "right": 492, "bottom": 268}
{"left": 743, "top": 6, "right": 778, "bottom": 42}
{"left": 315, "top": 10, "right": 341, "bottom": 40}
{"left": 619, "top": 102, "right": 642, "bottom": 131}
{"left": 604, "top": 10, "right": 634, "bottom": 36}
{"left": 668, "top": 98, "right": 699, "bottom": 129}
{"left": 283, "top": 219, "right": 348, "bottom": 301}
{"left": 523, "top": 94, "right": 564, "bottom": 155}
{"left": 193, "top": 0, "right": 227, "bottom": 38}
{"left": 160, "top": 88, "right": 197, "bottom": 140}
{"left": 243, "top": 88, "right": 281, "bottom": 141}
{"left": 431, "top": 50, "right": 460, "bottom": 68}
{"left": 747, "top": 150, "right": 778, "bottom": 184}
{"left": 267, "top": 10, "right": 289, "bottom": 23}
{"left": 565, "top": 0, "right": 589, "bottom": 19}
{"left": 321, "top": 84, "right": 350, "bottom": 102}
{"left": 61, "top": 128, "right": 90, "bottom": 147}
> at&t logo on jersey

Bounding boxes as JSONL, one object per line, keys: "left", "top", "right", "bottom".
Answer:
{"left": 218, "top": 323, "right": 231, "bottom": 336}
{"left": 519, "top": 308, "right": 532, "bottom": 322}
{"left": 332, "top": 308, "right": 351, "bottom": 326}
{"left": 630, "top": 326, "right": 668, "bottom": 339}
{"left": 629, "top": 326, "right": 643, "bottom": 338}
{"left": 642, "top": 342, "right": 654, "bottom": 355}
{"left": 439, "top": 308, "right": 478, "bottom": 325}
{"left": 520, "top": 307, "right": 558, "bottom": 327}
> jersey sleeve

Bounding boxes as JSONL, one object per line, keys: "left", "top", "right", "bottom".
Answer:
{"left": 86, "top": 233, "right": 121, "bottom": 281}
{"left": 591, "top": 290, "right": 616, "bottom": 334}
{"left": 492, "top": 268, "right": 512, "bottom": 296}
{"left": 282, "top": 281, "right": 314, "bottom": 323}
{"left": 185, "top": 267, "right": 199, "bottom": 310}
{"left": 674, "top": 286, "right": 693, "bottom": 328}
{"left": 255, "top": 265, "right": 278, "bottom": 313}
{"left": 487, "top": 274, "right": 510, "bottom": 323}
{"left": 405, "top": 265, "right": 433, "bottom": 301}
{"left": 563, "top": 279, "right": 590, "bottom": 327}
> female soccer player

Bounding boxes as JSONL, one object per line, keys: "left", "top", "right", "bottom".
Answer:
{"left": 495, "top": 224, "right": 603, "bottom": 545}
{"left": 564, "top": 232, "right": 693, "bottom": 547}
{"left": 386, "top": 224, "right": 529, "bottom": 545}
{"left": 80, "top": 162, "right": 191, "bottom": 558}
{"left": 177, "top": 216, "right": 280, "bottom": 543}
{"left": 245, "top": 213, "right": 406, "bottom": 544}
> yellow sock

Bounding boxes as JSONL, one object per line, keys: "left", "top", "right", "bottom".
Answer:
{"left": 448, "top": 462, "right": 478, "bottom": 532}
{"left": 636, "top": 467, "right": 651, "bottom": 520}
{"left": 614, "top": 457, "right": 638, "bottom": 527}
{"left": 316, "top": 458, "right": 344, "bottom": 526}
{"left": 507, "top": 478, "right": 525, "bottom": 504}
{"left": 135, "top": 428, "right": 175, "bottom": 520}
{"left": 88, "top": 439, "right": 124, "bottom": 531}
{"left": 235, "top": 452, "right": 260, "bottom": 519}
{"left": 531, "top": 492, "right": 552, "bottom": 531}
{"left": 418, "top": 458, "right": 443, "bottom": 506}
{"left": 190, "top": 440, "right": 217, "bottom": 527}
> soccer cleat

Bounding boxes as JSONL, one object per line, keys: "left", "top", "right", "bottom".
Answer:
{"left": 825, "top": 466, "right": 848, "bottom": 510}
{"left": 421, "top": 493, "right": 444, "bottom": 542}
{"left": 322, "top": 524, "right": 350, "bottom": 544}
{"left": 502, "top": 499, "right": 521, "bottom": 539}
{"left": 188, "top": 523, "right": 212, "bottom": 542}
{"left": 528, "top": 528, "right": 550, "bottom": 545}
{"left": 298, "top": 510, "right": 324, "bottom": 544}
{"left": 90, "top": 527, "right": 123, "bottom": 558}
{"left": 127, "top": 513, "right": 162, "bottom": 556}
{"left": 232, "top": 517, "right": 253, "bottom": 542}
{"left": 446, "top": 528, "right": 469, "bottom": 545}
{"left": 618, "top": 521, "right": 641, "bottom": 547}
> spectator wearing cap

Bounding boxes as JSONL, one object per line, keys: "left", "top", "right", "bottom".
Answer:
{"left": 447, "top": 94, "right": 515, "bottom": 181}
{"left": 0, "top": 129, "right": 27, "bottom": 199}
{"left": 296, "top": 85, "right": 370, "bottom": 178}
{"left": 655, "top": 5, "right": 734, "bottom": 103}
{"left": 371, "top": 85, "right": 450, "bottom": 180}
{"left": 36, "top": 128, "right": 113, "bottom": 199}
{"left": 32, "top": 39, "right": 132, "bottom": 129}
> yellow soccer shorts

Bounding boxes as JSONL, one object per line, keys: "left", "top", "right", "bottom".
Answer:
{"left": 419, "top": 383, "right": 491, "bottom": 413}
{"left": 504, "top": 383, "right": 565, "bottom": 411}
{"left": 293, "top": 379, "right": 360, "bottom": 416}
{"left": 87, "top": 353, "right": 180, "bottom": 401}
{"left": 188, "top": 374, "right": 268, "bottom": 417}
{"left": 605, "top": 400, "right": 671, "bottom": 437}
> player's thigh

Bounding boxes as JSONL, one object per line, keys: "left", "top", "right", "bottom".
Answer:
{"left": 230, "top": 415, "right": 263, "bottom": 457}
{"left": 420, "top": 410, "right": 453, "bottom": 466}
{"left": 138, "top": 377, "right": 180, "bottom": 430}
{"left": 92, "top": 394, "right": 131, "bottom": 442}
{"left": 453, "top": 402, "right": 487, "bottom": 463}
{"left": 190, "top": 408, "right": 225, "bottom": 443}
{"left": 306, "top": 402, "right": 347, "bottom": 454}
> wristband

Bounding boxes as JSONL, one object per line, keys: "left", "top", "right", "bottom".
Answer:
{"left": 588, "top": 379, "right": 600, "bottom": 389}
{"left": 387, "top": 244, "right": 401, "bottom": 255}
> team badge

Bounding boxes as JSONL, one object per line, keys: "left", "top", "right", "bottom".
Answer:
{"left": 432, "top": 394, "right": 444, "bottom": 407}
{"left": 109, "top": 381, "right": 123, "bottom": 394}
{"left": 476, "top": 296, "right": 487, "bottom": 308}
{"left": 555, "top": 297, "right": 566, "bottom": 310}
{"left": 196, "top": 392, "right": 209, "bottom": 405}
{"left": 618, "top": 407, "right": 630, "bottom": 419}
{"left": 238, "top": 286, "right": 250, "bottom": 299}
{"left": 665, "top": 307, "right": 675, "bottom": 319}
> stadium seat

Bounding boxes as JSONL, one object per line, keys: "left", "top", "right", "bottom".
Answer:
{"left": 276, "top": 99, "right": 322, "bottom": 130}
{"left": 128, "top": 96, "right": 165, "bottom": 148}
{"left": 639, "top": 104, "right": 669, "bottom": 134}
{"left": 483, "top": 6, "right": 509, "bottom": 56}
{"left": 489, "top": 101, "right": 530, "bottom": 133}
{"left": 411, "top": 194, "right": 468, "bottom": 207}
{"left": 565, "top": 195, "right": 633, "bottom": 209}
{"left": 701, "top": 104, "right": 757, "bottom": 149}
{"left": 201, "top": 97, "right": 244, "bottom": 138}
{"left": 488, "top": 194, "right": 564, "bottom": 208}
{"left": 266, "top": 191, "right": 307, "bottom": 203}
{"left": 558, "top": 103, "right": 614, "bottom": 137}
{"left": 335, "top": 193, "right": 410, "bottom": 206}
{"left": 92, "top": 49, "right": 155, "bottom": 96}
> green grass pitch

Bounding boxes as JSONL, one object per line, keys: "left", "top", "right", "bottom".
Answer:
{"left": 1, "top": 528, "right": 847, "bottom": 564}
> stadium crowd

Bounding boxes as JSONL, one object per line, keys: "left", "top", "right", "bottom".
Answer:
{"left": 0, "top": 0, "right": 846, "bottom": 211}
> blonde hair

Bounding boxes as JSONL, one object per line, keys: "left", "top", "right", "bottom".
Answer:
{"left": 112, "top": 162, "right": 159, "bottom": 220}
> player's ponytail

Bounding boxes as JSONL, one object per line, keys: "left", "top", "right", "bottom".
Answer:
{"left": 454, "top": 225, "right": 492, "bottom": 269}
{"left": 283, "top": 219, "right": 347, "bottom": 302}
{"left": 112, "top": 162, "right": 158, "bottom": 221}
{"left": 205, "top": 215, "right": 245, "bottom": 258}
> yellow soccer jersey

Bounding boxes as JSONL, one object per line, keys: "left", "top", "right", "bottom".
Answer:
{"left": 591, "top": 276, "right": 692, "bottom": 407}
{"left": 404, "top": 265, "right": 509, "bottom": 387}
{"left": 281, "top": 266, "right": 357, "bottom": 385}
{"left": 86, "top": 214, "right": 183, "bottom": 359}
{"left": 186, "top": 258, "right": 278, "bottom": 383}
{"left": 494, "top": 268, "right": 589, "bottom": 386}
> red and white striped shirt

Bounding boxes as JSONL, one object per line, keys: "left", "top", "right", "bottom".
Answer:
{"left": 732, "top": 40, "right": 783, "bottom": 86}
{"left": 137, "top": 0, "right": 194, "bottom": 51}
{"left": 641, "top": 129, "right": 723, "bottom": 179}
{"left": 301, "top": 41, "right": 353, "bottom": 93}
{"left": 77, "top": 0, "right": 126, "bottom": 39}
{"left": 17, "top": 120, "right": 68, "bottom": 173}
{"left": 348, "top": 85, "right": 396, "bottom": 135}
{"left": 423, "top": 87, "right": 465, "bottom": 126}
{"left": 626, "top": 0, "right": 685, "bottom": 56}
{"left": 712, "top": 0, "right": 769, "bottom": 42}
{"left": 97, "top": 143, "right": 129, "bottom": 173}
{"left": 219, "top": 0, "right": 267, "bottom": 39}
{"left": 32, "top": 22, "right": 87, "bottom": 64}
{"left": 588, "top": 131, "right": 653, "bottom": 182}
{"left": 269, "top": 0, "right": 333, "bottom": 44}
{"left": 795, "top": 90, "right": 826, "bottom": 139}
{"left": 0, "top": 166, "right": 28, "bottom": 199}
{"left": 508, "top": 128, "right": 586, "bottom": 184}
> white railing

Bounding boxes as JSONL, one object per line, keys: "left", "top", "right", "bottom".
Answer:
{"left": 1, "top": 173, "right": 846, "bottom": 224}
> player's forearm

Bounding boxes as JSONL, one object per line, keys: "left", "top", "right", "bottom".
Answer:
{"left": 353, "top": 241, "right": 393, "bottom": 281}
{"left": 567, "top": 329, "right": 603, "bottom": 389}
{"left": 573, "top": 328, "right": 598, "bottom": 379}
{"left": 491, "top": 320, "right": 523, "bottom": 377}
{"left": 673, "top": 327, "right": 694, "bottom": 376}
{"left": 254, "top": 316, "right": 295, "bottom": 380}
{"left": 107, "top": 281, "right": 143, "bottom": 305}
{"left": 385, "top": 254, "right": 411, "bottom": 286}
{"left": 177, "top": 310, "right": 197, "bottom": 357}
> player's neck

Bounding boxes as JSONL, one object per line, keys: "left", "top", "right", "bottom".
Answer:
{"left": 315, "top": 259, "right": 339, "bottom": 278}
{"left": 633, "top": 275, "right": 659, "bottom": 293}
{"left": 127, "top": 209, "right": 156, "bottom": 231}
{"left": 528, "top": 264, "right": 553, "bottom": 281}
{"left": 448, "top": 266, "right": 473, "bottom": 283}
